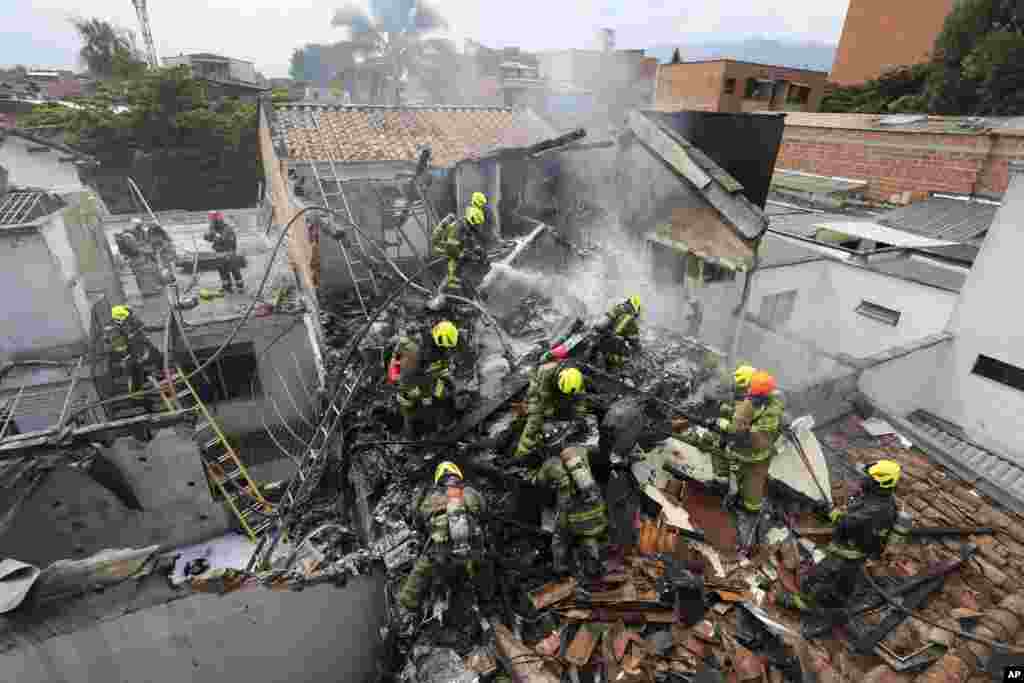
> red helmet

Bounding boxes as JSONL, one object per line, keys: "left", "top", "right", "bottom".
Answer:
{"left": 209, "top": 211, "right": 224, "bottom": 221}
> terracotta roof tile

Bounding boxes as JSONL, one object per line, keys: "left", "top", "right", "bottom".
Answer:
{"left": 268, "top": 104, "right": 556, "bottom": 167}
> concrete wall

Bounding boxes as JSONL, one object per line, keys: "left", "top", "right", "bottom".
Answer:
{"left": 925, "top": 163, "right": 1024, "bottom": 462}
{"left": 38, "top": 211, "right": 91, "bottom": 342}
{"left": 859, "top": 337, "right": 950, "bottom": 417}
{"left": 59, "top": 191, "right": 123, "bottom": 306}
{"left": 2, "top": 578, "right": 385, "bottom": 683}
{"left": 775, "top": 118, "right": 1024, "bottom": 201}
{"left": 0, "top": 230, "right": 86, "bottom": 359}
{"left": 750, "top": 258, "right": 958, "bottom": 360}
{"left": 829, "top": 0, "right": 955, "bottom": 86}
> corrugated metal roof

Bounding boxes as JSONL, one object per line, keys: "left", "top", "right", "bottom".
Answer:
{"left": 863, "top": 253, "right": 969, "bottom": 292}
{"left": 0, "top": 190, "right": 62, "bottom": 227}
{"left": 877, "top": 196, "right": 999, "bottom": 242}
{"left": 772, "top": 111, "right": 1018, "bottom": 135}
{"left": 766, "top": 204, "right": 881, "bottom": 238}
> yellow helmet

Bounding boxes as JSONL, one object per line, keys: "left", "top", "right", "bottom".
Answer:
{"left": 465, "top": 206, "right": 485, "bottom": 226}
{"left": 471, "top": 191, "right": 487, "bottom": 208}
{"left": 734, "top": 364, "right": 756, "bottom": 388}
{"left": 866, "top": 460, "right": 901, "bottom": 489}
{"left": 557, "top": 367, "right": 584, "bottom": 395}
{"left": 435, "top": 461, "right": 464, "bottom": 485}
{"left": 432, "top": 320, "right": 459, "bottom": 348}
{"left": 628, "top": 295, "right": 641, "bottom": 314}
{"left": 111, "top": 305, "right": 131, "bottom": 321}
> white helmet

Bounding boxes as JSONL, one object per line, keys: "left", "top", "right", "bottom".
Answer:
{"left": 130, "top": 218, "right": 143, "bottom": 227}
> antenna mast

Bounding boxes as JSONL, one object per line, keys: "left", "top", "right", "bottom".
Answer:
{"left": 131, "top": 0, "right": 160, "bottom": 68}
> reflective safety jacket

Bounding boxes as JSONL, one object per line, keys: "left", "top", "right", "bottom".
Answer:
{"left": 414, "top": 483, "right": 486, "bottom": 558}
{"left": 534, "top": 450, "right": 608, "bottom": 539}
{"left": 104, "top": 315, "right": 151, "bottom": 363}
{"left": 393, "top": 332, "right": 453, "bottom": 409}
{"left": 604, "top": 300, "right": 640, "bottom": 341}
{"left": 722, "top": 392, "right": 785, "bottom": 463}
{"left": 826, "top": 485, "right": 902, "bottom": 560}
{"left": 432, "top": 216, "right": 465, "bottom": 260}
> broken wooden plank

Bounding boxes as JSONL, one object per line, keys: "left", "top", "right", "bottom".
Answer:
{"left": 529, "top": 577, "right": 577, "bottom": 610}
{"left": 493, "top": 622, "right": 561, "bottom": 683}
{"left": 586, "top": 583, "right": 638, "bottom": 603}
{"left": 560, "top": 608, "right": 677, "bottom": 624}
{"left": 565, "top": 624, "right": 600, "bottom": 667}
{"left": 0, "top": 411, "right": 191, "bottom": 459}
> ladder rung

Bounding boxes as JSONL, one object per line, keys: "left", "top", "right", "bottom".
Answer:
{"left": 330, "top": 403, "right": 342, "bottom": 416}
{"left": 216, "top": 452, "right": 235, "bottom": 464}
{"left": 249, "top": 519, "right": 274, "bottom": 536}
{"left": 202, "top": 437, "right": 222, "bottom": 451}
{"left": 194, "top": 420, "right": 213, "bottom": 432}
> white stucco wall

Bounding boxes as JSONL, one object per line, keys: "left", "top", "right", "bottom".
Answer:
{"left": 750, "top": 259, "right": 958, "bottom": 360}
{"left": 923, "top": 164, "right": 1024, "bottom": 462}
{"left": 859, "top": 339, "right": 951, "bottom": 418}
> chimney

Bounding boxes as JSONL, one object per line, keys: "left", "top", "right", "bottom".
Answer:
{"left": 599, "top": 28, "right": 615, "bottom": 53}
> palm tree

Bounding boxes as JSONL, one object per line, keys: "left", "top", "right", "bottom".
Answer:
{"left": 72, "top": 18, "right": 140, "bottom": 78}
{"left": 330, "top": 0, "right": 453, "bottom": 105}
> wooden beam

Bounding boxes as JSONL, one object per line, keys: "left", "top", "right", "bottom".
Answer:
{"left": 627, "top": 110, "right": 712, "bottom": 190}
{"left": 0, "top": 411, "right": 191, "bottom": 459}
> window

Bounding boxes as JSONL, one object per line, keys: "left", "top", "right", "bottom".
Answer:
{"left": 744, "top": 78, "right": 774, "bottom": 100}
{"left": 759, "top": 290, "right": 797, "bottom": 328}
{"left": 786, "top": 85, "right": 811, "bottom": 105}
{"left": 189, "top": 343, "right": 262, "bottom": 403}
{"left": 855, "top": 300, "right": 901, "bottom": 326}
{"left": 972, "top": 355, "right": 1024, "bottom": 392}
{"left": 723, "top": 78, "right": 736, "bottom": 95}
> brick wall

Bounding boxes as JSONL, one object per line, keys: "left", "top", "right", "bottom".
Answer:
{"left": 654, "top": 62, "right": 724, "bottom": 112}
{"left": 776, "top": 124, "right": 1024, "bottom": 201}
{"left": 830, "top": 0, "right": 955, "bottom": 86}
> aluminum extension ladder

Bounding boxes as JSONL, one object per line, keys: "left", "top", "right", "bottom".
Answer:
{"left": 308, "top": 111, "right": 380, "bottom": 318}
{"left": 274, "top": 365, "right": 369, "bottom": 525}
{"left": 155, "top": 370, "right": 274, "bottom": 540}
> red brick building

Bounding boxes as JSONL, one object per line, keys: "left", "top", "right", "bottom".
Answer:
{"left": 830, "top": 0, "right": 955, "bottom": 86}
{"left": 774, "top": 113, "right": 1024, "bottom": 202}
{"left": 654, "top": 60, "right": 828, "bottom": 114}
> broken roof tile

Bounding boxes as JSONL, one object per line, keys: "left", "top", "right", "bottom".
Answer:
{"left": 269, "top": 103, "right": 555, "bottom": 168}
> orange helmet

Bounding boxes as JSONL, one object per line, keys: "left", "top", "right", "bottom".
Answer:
{"left": 749, "top": 371, "right": 776, "bottom": 397}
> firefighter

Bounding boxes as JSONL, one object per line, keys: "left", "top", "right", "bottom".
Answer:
{"left": 393, "top": 320, "right": 459, "bottom": 438}
{"left": 534, "top": 446, "right": 608, "bottom": 577}
{"left": 776, "top": 460, "right": 911, "bottom": 614}
{"left": 105, "top": 305, "right": 162, "bottom": 407}
{"left": 671, "top": 364, "right": 756, "bottom": 494}
{"left": 396, "top": 462, "right": 487, "bottom": 620}
{"left": 719, "top": 370, "right": 785, "bottom": 516}
{"left": 143, "top": 220, "right": 175, "bottom": 269}
{"left": 204, "top": 211, "right": 244, "bottom": 292}
{"left": 593, "top": 295, "right": 642, "bottom": 368}
{"left": 513, "top": 362, "right": 588, "bottom": 460}
{"left": 431, "top": 192, "right": 489, "bottom": 293}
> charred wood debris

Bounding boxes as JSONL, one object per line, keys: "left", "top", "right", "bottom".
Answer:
{"left": 173, "top": 228, "right": 1019, "bottom": 683}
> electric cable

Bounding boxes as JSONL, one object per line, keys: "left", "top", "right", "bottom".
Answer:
{"left": 859, "top": 565, "right": 1024, "bottom": 654}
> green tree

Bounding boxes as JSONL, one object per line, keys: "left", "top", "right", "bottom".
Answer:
{"left": 927, "top": 0, "right": 1024, "bottom": 114}
{"left": 330, "top": 0, "right": 451, "bottom": 104}
{"left": 71, "top": 17, "right": 146, "bottom": 79}
{"left": 22, "top": 66, "right": 256, "bottom": 157}
{"left": 821, "top": 64, "right": 933, "bottom": 113}
{"left": 671, "top": 48, "right": 682, "bottom": 64}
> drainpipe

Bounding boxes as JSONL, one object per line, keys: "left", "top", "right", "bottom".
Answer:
{"left": 728, "top": 240, "right": 761, "bottom": 368}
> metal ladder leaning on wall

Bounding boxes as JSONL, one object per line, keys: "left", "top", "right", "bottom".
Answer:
{"left": 154, "top": 370, "right": 274, "bottom": 540}
{"left": 307, "top": 110, "right": 380, "bottom": 318}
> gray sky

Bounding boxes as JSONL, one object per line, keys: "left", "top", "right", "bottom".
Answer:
{"left": 3, "top": 0, "right": 850, "bottom": 78}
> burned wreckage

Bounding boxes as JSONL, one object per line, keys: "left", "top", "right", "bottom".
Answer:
{"left": 6, "top": 112, "right": 1016, "bottom": 682}
{"left": 233, "top": 117, "right": 1006, "bottom": 683}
